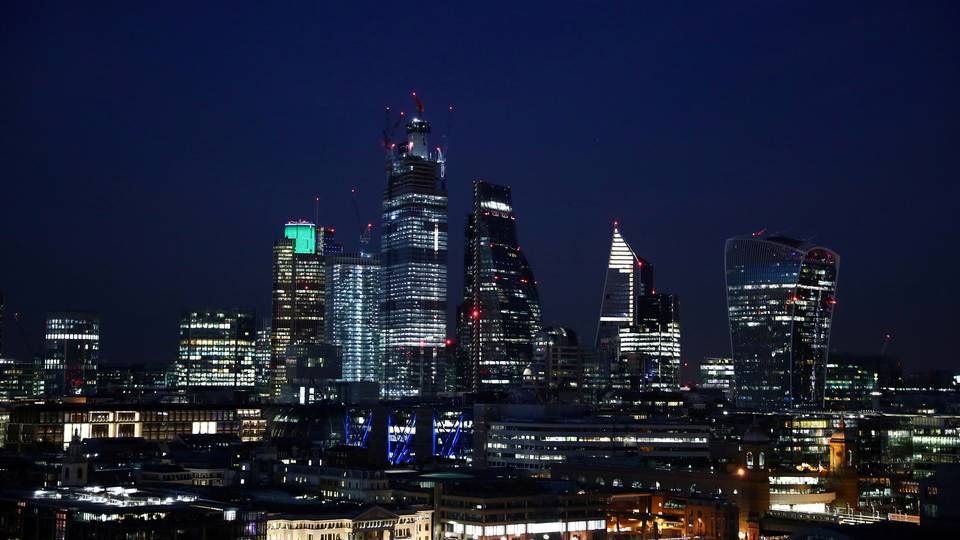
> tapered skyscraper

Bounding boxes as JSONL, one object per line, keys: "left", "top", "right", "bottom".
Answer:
{"left": 725, "top": 233, "right": 839, "bottom": 410}
{"left": 595, "top": 223, "right": 652, "bottom": 389}
{"left": 379, "top": 106, "right": 448, "bottom": 398}
{"left": 457, "top": 181, "right": 542, "bottom": 391}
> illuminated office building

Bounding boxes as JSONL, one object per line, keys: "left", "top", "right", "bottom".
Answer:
{"left": 326, "top": 252, "right": 381, "bottom": 383}
{"left": 725, "top": 233, "right": 839, "bottom": 411}
{"left": 43, "top": 312, "right": 100, "bottom": 396}
{"left": 176, "top": 309, "right": 256, "bottom": 388}
{"left": 595, "top": 223, "right": 658, "bottom": 391}
{"left": 635, "top": 293, "right": 681, "bottom": 389}
{"left": 271, "top": 221, "right": 326, "bottom": 399}
{"left": 457, "top": 181, "right": 542, "bottom": 391}
{"left": 254, "top": 319, "right": 271, "bottom": 390}
{"left": 319, "top": 225, "right": 344, "bottom": 255}
{"left": 0, "top": 357, "right": 42, "bottom": 401}
{"left": 825, "top": 353, "right": 880, "bottom": 411}
{"left": 284, "top": 341, "right": 342, "bottom": 404}
{"left": 532, "top": 327, "right": 601, "bottom": 398}
{"left": 699, "top": 357, "right": 735, "bottom": 399}
{"left": 379, "top": 109, "right": 447, "bottom": 398}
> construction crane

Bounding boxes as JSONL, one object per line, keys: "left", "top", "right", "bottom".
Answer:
{"left": 351, "top": 187, "right": 372, "bottom": 253}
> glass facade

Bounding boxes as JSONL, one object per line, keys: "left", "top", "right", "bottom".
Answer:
{"left": 725, "top": 234, "right": 839, "bottom": 411}
{"left": 457, "top": 181, "right": 542, "bottom": 391}
{"left": 379, "top": 116, "right": 447, "bottom": 398}
{"left": 43, "top": 312, "right": 100, "bottom": 396}
{"left": 635, "top": 293, "right": 682, "bottom": 389}
{"left": 0, "top": 357, "right": 43, "bottom": 401}
{"left": 533, "top": 327, "right": 601, "bottom": 397}
{"left": 271, "top": 222, "right": 326, "bottom": 400}
{"left": 254, "top": 319, "right": 272, "bottom": 391}
{"left": 595, "top": 224, "right": 660, "bottom": 392}
{"left": 699, "top": 357, "right": 735, "bottom": 399}
{"left": 326, "top": 252, "right": 381, "bottom": 383}
{"left": 825, "top": 353, "right": 879, "bottom": 411}
{"left": 177, "top": 309, "right": 256, "bottom": 387}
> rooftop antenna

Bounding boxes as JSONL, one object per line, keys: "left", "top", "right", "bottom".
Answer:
{"left": 314, "top": 196, "right": 320, "bottom": 226}
{"left": 880, "top": 332, "right": 893, "bottom": 357}
{"left": 441, "top": 104, "right": 453, "bottom": 182}
{"left": 351, "top": 188, "right": 372, "bottom": 252}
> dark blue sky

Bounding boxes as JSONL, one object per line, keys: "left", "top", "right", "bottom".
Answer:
{"left": 2, "top": 2, "right": 957, "bottom": 373}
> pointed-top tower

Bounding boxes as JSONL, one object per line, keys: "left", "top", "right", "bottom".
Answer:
{"left": 379, "top": 95, "right": 448, "bottom": 398}
{"left": 595, "top": 223, "right": 653, "bottom": 388}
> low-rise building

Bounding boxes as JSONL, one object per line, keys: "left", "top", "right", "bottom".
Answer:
{"left": 267, "top": 505, "right": 432, "bottom": 540}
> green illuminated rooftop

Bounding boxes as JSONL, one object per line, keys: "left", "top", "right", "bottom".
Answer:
{"left": 284, "top": 222, "right": 316, "bottom": 254}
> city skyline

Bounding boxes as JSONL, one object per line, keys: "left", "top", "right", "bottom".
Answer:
{"left": 2, "top": 3, "right": 957, "bottom": 372}
{"left": 2, "top": 4, "right": 960, "bottom": 538}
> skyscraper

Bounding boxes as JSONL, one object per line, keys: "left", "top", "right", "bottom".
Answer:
{"left": 379, "top": 110, "right": 448, "bottom": 399}
{"left": 176, "top": 309, "right": 256, "bottom": 388}
{"left": 635, "top": 293, "right": 682, "bottom": 389}
{"left": 725, "top": 233, "right": 839, "bottom": 411}
{"left": 595, "top": 223, "right": 654, "bottom": 391}
{"left": 271, "top": 221, "right": 326, "bottom": 399}
{"left": 254, "top": 319, "right": 272, "bottom": 391}
{"left": 43, "top": 312, "right": 100, "bottom": 396}
{"left": 457, "top": 181, "right": 542, "bottom": 392}
{"left": 533, "top": 327, "right": 601, "bottom": 400}
{"left": 326, "top": 252, "right": 381, "bottom": 383}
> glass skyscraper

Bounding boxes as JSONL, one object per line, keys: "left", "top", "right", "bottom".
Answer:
{"left": 635, "top": 293, "right": 682, "bottom": 389}
{"left": 326, "top": 252, "right": 381, "bottom": 383}
{"left": 43, "top": 312, "right": 100, "bottom": 396}
{"left": 176, "top": 309, "right": 256, "bottom": 387}
{"left": 699, "top": 357, "right": 735, "bottom": 400}
{"left": 457, "top": 181, "right": 542, "bottom": 391}
{"left": 379, "top": 113, "right": 448, "bottom": 399}
{"left": 595, "top": 223, "right": 657, "bottom": 391}
{"left": 271, "top": 221, "right": 326, "bottom": 400}
{"left": 725, "top": 233, "right": 839, "bottom": 411}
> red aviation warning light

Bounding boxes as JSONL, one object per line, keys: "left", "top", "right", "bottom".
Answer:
{"left": 471, "top": 308, "right": 480, "bottom": 319}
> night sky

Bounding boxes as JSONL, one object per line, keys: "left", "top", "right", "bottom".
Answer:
{"left": 2, "top": 2, "right": 958, "bottom": 374}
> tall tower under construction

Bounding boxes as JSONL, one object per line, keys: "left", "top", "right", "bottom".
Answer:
{"left": 379, "top": 99, "right": 448, "bottom": 398}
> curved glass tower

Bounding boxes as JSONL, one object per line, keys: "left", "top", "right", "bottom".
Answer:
{"left": 725, "top": 234, "right": 839, "bottom": 411}
{"left": 379, "top": 115, "right": 448, "bottom": 398}
{"left": 457, "top": 181, "right": 542, "bottom": 391}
